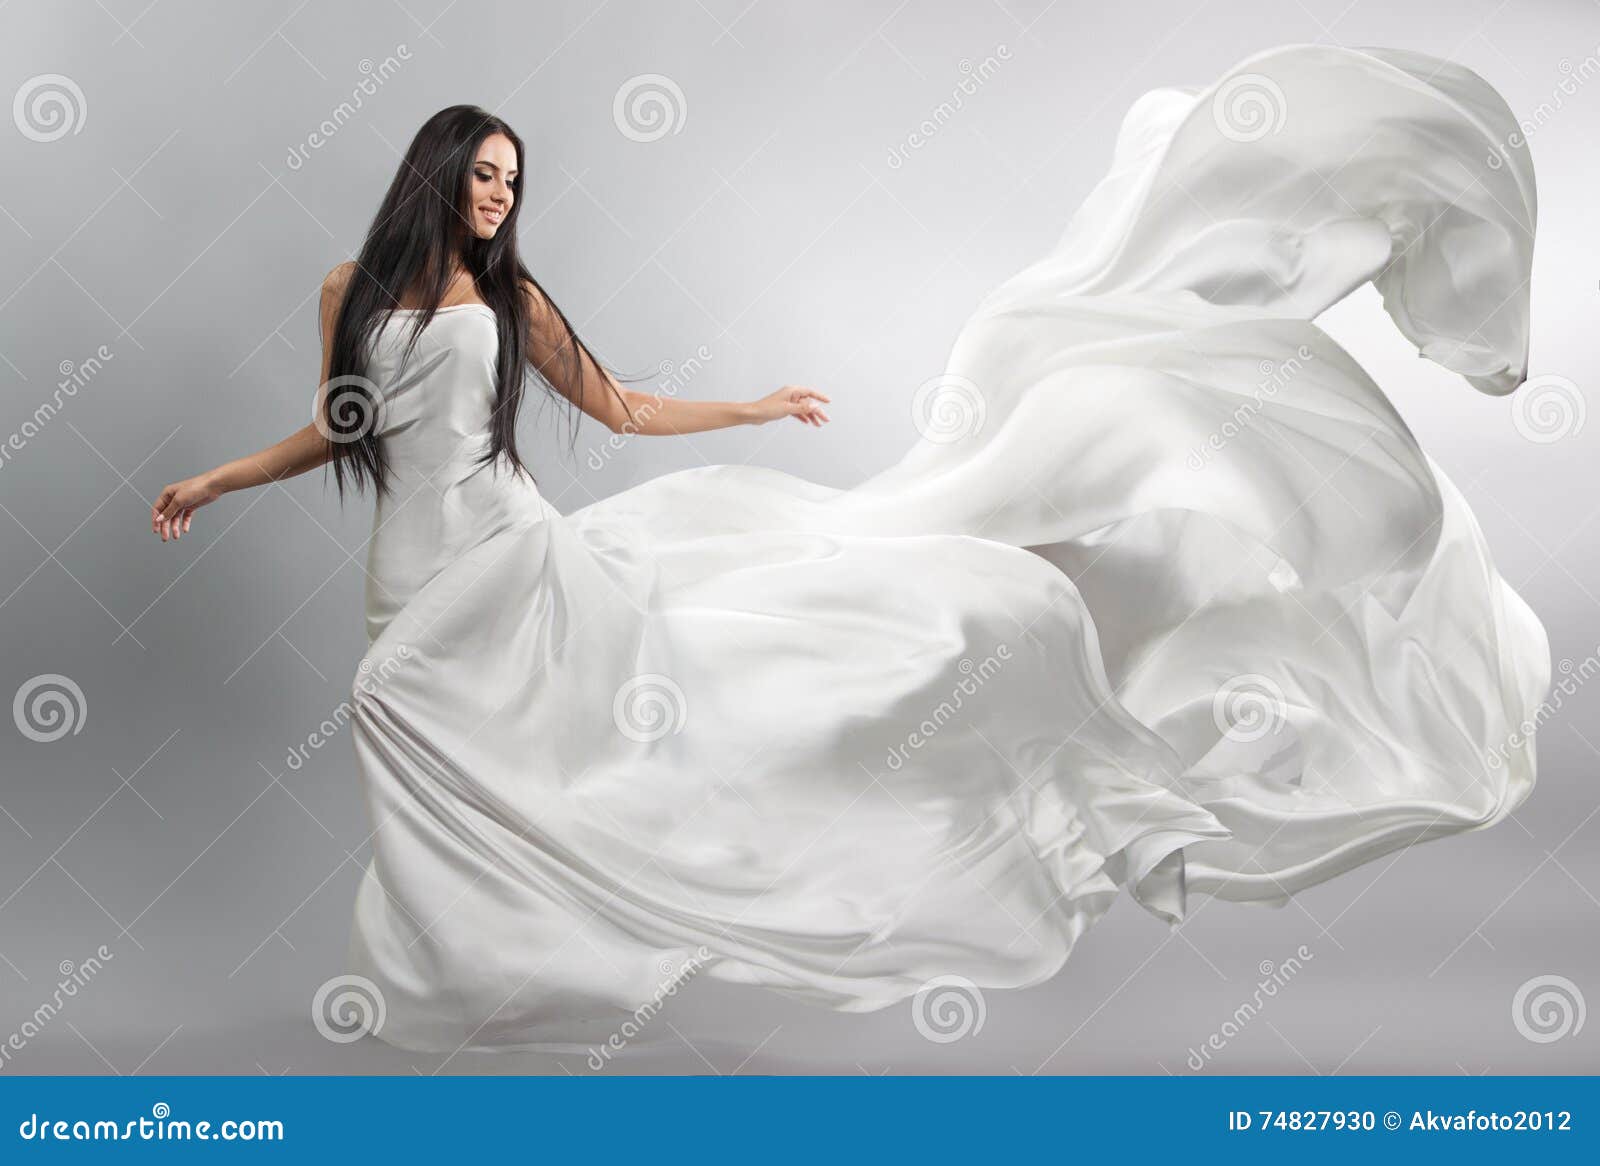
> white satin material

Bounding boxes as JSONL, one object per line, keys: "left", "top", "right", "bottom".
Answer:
{"left": 347, "top": 45, "right": 1547, "bottom": 1052}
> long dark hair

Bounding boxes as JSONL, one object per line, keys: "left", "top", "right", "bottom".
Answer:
{"left": 321, "top": 104, "right": 623, "bottom": 497}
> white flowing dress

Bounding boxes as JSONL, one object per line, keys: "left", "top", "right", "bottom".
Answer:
{"left": 345, "top": 45, "right": 1548, "bottom": 1052}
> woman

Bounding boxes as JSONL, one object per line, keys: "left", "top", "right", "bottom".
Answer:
{"left": 148, "top": 106, "right": 831, "bottom": 543}
{"left": 151, "top": 45, "right": 1548, "bottom": 1054}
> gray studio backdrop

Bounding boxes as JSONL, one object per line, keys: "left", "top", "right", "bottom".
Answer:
{"left": 1, "top": 0, "right": 1596, "bottom": 1074}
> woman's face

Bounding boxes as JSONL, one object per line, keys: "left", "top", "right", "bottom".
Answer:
{"left": 468, "top": 133, "right": 517, "bottom": 239}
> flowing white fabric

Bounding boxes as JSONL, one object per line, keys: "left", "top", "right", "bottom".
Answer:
{"left": 345, "top": 45, "right": 1547, "bottom": 1052}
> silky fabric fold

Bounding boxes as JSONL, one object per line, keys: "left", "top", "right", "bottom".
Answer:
{"left": 347, "top": 45, "right": 1547, "bottom": 1052}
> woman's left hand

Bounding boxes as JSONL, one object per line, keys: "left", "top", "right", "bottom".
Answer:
{"left": 751, "top": 386, "right": 831, "bottom": 428}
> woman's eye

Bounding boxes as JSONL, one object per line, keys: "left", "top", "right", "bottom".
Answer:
{"left": 475, "top": 172, "right": 492, "bottom": 183}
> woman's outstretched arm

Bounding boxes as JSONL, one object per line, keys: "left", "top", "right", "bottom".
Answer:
{"left": 150, "top": 265, "right": 350, "bottom": 541}
{"left": 523, "top": 281, "right": 830, "bottom": 436}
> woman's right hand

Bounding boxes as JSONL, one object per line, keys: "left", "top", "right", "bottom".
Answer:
{"left": 151, "top": 472, "right": 223, "bottom": 542}
{"left": 748, "top": 385, "right": 832, "bottom": 428}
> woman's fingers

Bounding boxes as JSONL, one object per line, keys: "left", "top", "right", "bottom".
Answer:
{"left": 152, "top": 486, "right": 187, "bottom": 540}
{"left": 798, "top": 388, "right": 829, "bottom": 426}
{"left": 152, "top": 488, "right": 173, "bottom": 531}
{"left": 151, "top": 483, "right": 204, "bottom": 540}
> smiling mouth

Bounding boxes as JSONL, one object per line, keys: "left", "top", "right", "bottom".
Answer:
{"left": 479, "top": 206, "right": 504, "bottom": 224}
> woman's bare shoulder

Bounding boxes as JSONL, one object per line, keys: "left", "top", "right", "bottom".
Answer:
{"left": 323, "top": 260, "right": 358, "bottom": 296}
